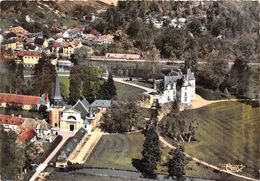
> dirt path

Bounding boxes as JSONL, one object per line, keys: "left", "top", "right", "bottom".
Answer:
{"left": 190, "top": 94, "right": 238, "bottom": 110}
{"left": 69, "top": 128, "right": 103, "bottom": 164}
{"left": 159, "top": 136, "right": 258, "bottom": 181}
{"left": 157, "top": 105, "right": 258, "bottom": 181}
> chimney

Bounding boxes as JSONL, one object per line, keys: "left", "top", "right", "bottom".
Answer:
{"left": 11, "top": 114, "right": 14, "bottom": 117}
{"left": 18, "top": 115, "right": 21, "bottom": 118}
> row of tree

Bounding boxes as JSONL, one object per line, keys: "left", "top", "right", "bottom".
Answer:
{"left": 68, "top": 64, "right": 117, "bottom": 104}
{"left": 141, "top": 125, "right": 185, "bottom": 179}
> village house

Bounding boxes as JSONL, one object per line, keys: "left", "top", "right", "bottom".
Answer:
{"left": 63, "top": 28, "right": 82, "bottom": 40}
{"left": 2, "top": 37, "right": 24, "bottom": 51}
{"left": 2, "top": 38, "right": 17, "bottom": 50}
{"left": 95, "top": 34, "right": 114, "bottom": 45}
{"left": 34, "top": 38, "right": 49, "bottom": 49}
{"left": 144, "top": 68, "right": 196, "bottom": 106}
{"left": 19, "top": 128, "right": 37, "bottom": 142}
{"left": 56, "top": 59, "right": 73, "bottom": 72}
{"left": 0, "top": 93, "right": 50, "bottom": 111}
{"left": 16, "top": 50, "right": 41, "bottom": 67}
{"left": 8, "top": 26, "right": 29, "bottom": 37}
{"left": 0, "top": 114, "right": 24, "bottom": 130}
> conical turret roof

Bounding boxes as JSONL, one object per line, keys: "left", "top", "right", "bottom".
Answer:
{"left": 53, "top": 75, "right": 62, "bottom": 101}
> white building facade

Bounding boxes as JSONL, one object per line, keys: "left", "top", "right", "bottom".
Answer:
{"left": 144, "top": 68, "right": 196, "bottom": 106}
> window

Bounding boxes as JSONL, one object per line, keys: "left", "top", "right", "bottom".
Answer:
{"left": 185, "top": 92, "right": 187, "bottom": 96}
{"left": 68, "top": 116, "right": 77, "bottom": 120}
{"left": 168, "top": 96, "right": 170, "bottom": 101}
{"left": 185, "top": 97, "right": 187, "bottom": 102}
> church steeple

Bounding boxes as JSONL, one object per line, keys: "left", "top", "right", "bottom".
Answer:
{"left": 52, "top": 75, "right": 63, "bottom": 108}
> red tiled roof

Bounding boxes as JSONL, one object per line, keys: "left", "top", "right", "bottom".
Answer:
{"left": 0, "top": 93, "right": 40, "bottom": 105}
{"left": 17, "top": 51, "right": 41, "bottom": 57}
{"left": 0, "top": 114, "right": 24, "bottom": 125}
{"left": 49, "top": 42, "right": 62, "bottom": 48}
{"left": 15, "top": 37, "right": 24, "bottom": 43}
{"left": 19, "top": 128, "right": 36, "bottom": 142}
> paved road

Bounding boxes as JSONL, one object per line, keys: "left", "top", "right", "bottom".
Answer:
{"left": 74, "top": 168, "right": 214, "bottom": 181}
{"left": 29, "top": 131, "right": 75, "bottom": 181}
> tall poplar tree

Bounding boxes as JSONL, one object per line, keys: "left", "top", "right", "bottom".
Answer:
{"left": 32, "top": 53, "right": 56, "bottom": 96}
{"left": 14, "top": 63, "right": 25, "bottom": 94}
{"left": 141, "top": 125, "right": 161, "bottom": 177}
{"left": 168, "top": 146, "right": 185, "bottom": 179}
{"left": 68, "top": 65, "right": 81, "bottom": 104}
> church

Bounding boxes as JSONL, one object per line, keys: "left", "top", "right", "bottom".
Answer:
{"left": 144, "top": 68, "right": 196, "bottom": 106}
{"left": 49, "top": 75, "right": 111, "bottom": 133}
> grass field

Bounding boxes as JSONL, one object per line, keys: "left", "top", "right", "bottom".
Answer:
{"left": 86, "top": 133, "right": 144, "bottom": 170}
{"left": 85, "top": 132, "right": 245, "bottom": 180}
{"left": 114, "top": 82, "right": 144, "bottom": 100}
{"left": 184, "top": 101, "right": 260, "bottom": 178}
{"left": 57, "top": 77, "right": 144, "bottom": 101}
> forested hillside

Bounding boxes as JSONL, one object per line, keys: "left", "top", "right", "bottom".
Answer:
{"left": 92, "top": 1, "right": 259, "bottom": 98}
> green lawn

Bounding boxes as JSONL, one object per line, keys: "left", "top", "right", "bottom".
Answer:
{"left": 57, "top": 77, "right": 144, "bottom": 101}
{"left": 184, "top": 101, "right": 260, "bottom": 178}
{"left": 86, "top": 133, "right": 144, "bottom": 170}
{"left": 115, "top": 82, "right": 144, "bottom": 101}
{"left": 59, "top": 76, "right": 70, "bottom": 100}
{"left": 85, "top": 132, "right": 243, "bottom": 180}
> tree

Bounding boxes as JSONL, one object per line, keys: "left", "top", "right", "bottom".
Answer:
{"left": 81, "top": 65, "right": 102, "bottom": 103}
{"left": 188, "top": 19, "right": 202, "bottom": 36}
{"left": 98, "top": 73, "right": 116, "bottom": 100}
{"left": 106, "top": 72, "right": 117, "bottom": 99}
{"left": 141, "top": 125, "right": 161, "bottom": 177}
{"left": 82, "top": 80, "right": 95, "bottom": 103}
{"left": 236, "top": 37, "right": 256, "bottom": 58}
{"left": 73, "top": 46, "right": 89, "bottom": 64}
{"left": 14, "top": 63, "right": 26, "bottom": 94}
{"left": 155, "top": 28, "right": 189, "bottom": 59}
{"left": 0, "top": 127, "right": 26, "bottom": 180}
{"left": 32, "top": 53, "right": 56, "bottom": 96}
{"left": 168, "top": 146, "right": 185, "bottom": 179}
{"left": 150, "top": 99, "right": 161, "bottom": 127}
{"left": 101, "top": 100, "right": 144, "bottom": 133}
{"left": 228, "top": 56, "right": 251, "bottom": 96}
{"left": 69, "top": 65, "right": 82, "bottom": 104}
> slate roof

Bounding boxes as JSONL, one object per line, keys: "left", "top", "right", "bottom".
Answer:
{"left": 34, "top": 38, "right": 45, "bottom": 46}
{"left": 53, "top": 75, "right": 63, "bottom": 101}
{"left": 2, "top": 38, "right": 16, "bottom": 45}
{"left": 81, "top": 97, "right": 90, "bottom": 108}
{"left": 187, "top": 68, "right": 195, "bottom": 80}
{"left": 63, "top": 128, "right": 87, "bottom": 158}
{"left": 163, "top": 75, "right": 182, "bottom": 90}
{"left": 72, "top": 98, "right": 90, "bottom": 118}
{"left": 91, "top": 100, "right": 111, "bottom": 108}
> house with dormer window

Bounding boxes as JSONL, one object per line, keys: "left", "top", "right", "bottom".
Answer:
{"left": 144, "top": 68, "right": 196, "bottom": 106}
